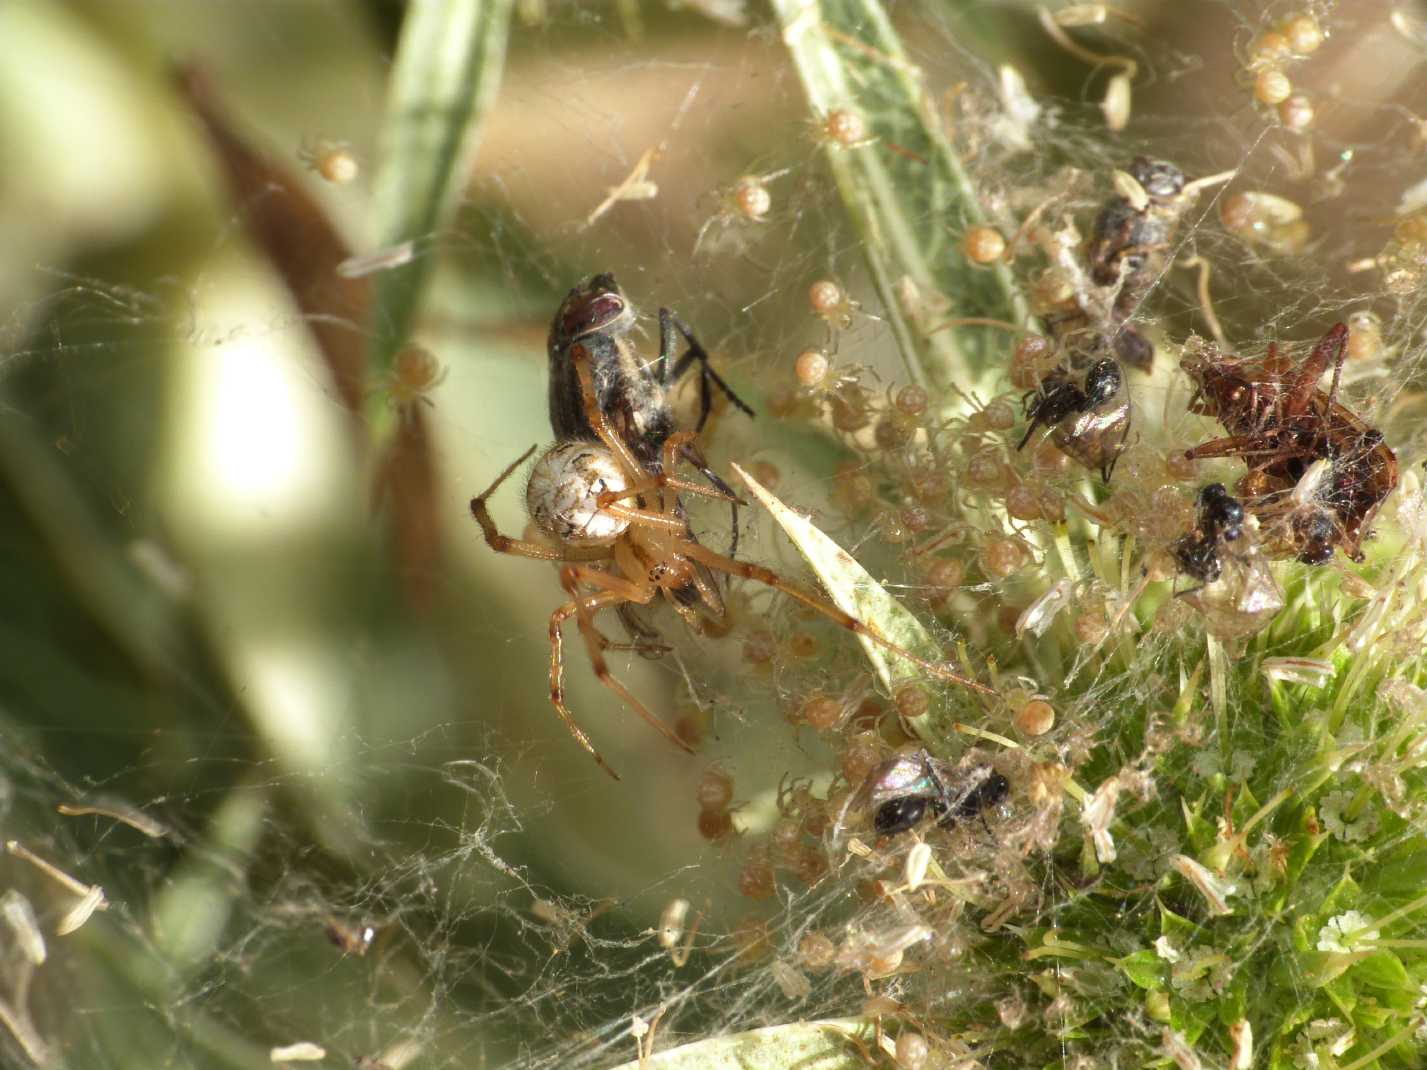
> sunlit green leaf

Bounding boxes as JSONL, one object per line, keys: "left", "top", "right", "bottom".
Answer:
{"left": 606, "top": 1019, "right": 874, "bottom": 1070}
{"left": 368, "top": 0, "right": 514, "bottom": 379}
{"left": 733, "top": 462, "right": 981, "bottom": 752}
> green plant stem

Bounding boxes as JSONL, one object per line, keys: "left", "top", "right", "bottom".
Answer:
{"left": 367, "top": 0, "right": 514, "bottom": 433}
{"left": 772, "top": 0, "right": 1030, "bottom": 398}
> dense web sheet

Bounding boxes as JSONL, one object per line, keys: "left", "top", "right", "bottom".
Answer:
{"left": 5, "top": 1, "right": 1427, "bottom": 1068}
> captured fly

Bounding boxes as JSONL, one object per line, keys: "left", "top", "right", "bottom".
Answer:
{"left": 844, "top": 750, "right": 1009, "bottom": 839}
{"left": 547, "top": 273, "right": 753, "bottom": 498}
{"left": 1018, "top": 357, "right": 1131, "bottom": 481}
{"left": 1171, "top": 483, "right": 1245, "bottom": 584}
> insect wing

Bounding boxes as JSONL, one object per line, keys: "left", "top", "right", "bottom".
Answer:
{"left": 835, "top": 752, "right": 942, "bottom": 840}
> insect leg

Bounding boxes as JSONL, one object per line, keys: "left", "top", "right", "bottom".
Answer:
{"left": 1183, "top": 434, "right": 1277, "bottom": 462}
{"left": 662, "top": 309, "right": 756, "bottom": 428}
{"left": 1285, "top": 322, "right": 1348, "bottom": 419}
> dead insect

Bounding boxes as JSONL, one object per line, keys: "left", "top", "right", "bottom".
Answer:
{"left": 471, "top": 357, "right": 990, "bottom": 779}
{"left": 1085, "top": 157, "right": 1187, "bottom": 370}
{"left": 324, "top": 917, "right": 377, "bottom": 956}
{"left": 1018, "top": 358, "right": 1131, "bottom": 481}
{"left": 848, "top": 750, "right": 1009, "bottom": 839}
{"left": 1171, "top": 483, "right": 1245, "bottom": 583}
{"left": 547, "top": 273, "right": 753, "bottom": 496}
{"left": 1175, "top": 517, "right": 1284, "bottom": 640}
{"left": 1181, "top": 323, "right": 1398, "bottom": 563}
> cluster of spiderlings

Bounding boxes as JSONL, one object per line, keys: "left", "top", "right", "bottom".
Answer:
{"left": 1244, "top": 10, "right": 1323, "bottom": 119}
{"left": 767, "top": 340, "right": 888, "bottom": 447}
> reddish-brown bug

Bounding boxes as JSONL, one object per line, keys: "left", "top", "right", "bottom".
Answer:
{"left": 1180, "top": 323, "right": 1398, "bottom": 563}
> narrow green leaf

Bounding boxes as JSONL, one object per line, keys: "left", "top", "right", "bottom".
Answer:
{"left": 732, "top": 462, "right": 981, "bottom": 752}
{"left": 1298, "top": 950, "right": 1371, "bottom": 988}
{"left": 606, "top": 1018, "right": 874, "bottom": 1070}
{"left": 367, "top": 0, "right": 513, "bottom": 377}
{"left": 1114, "top": 949, "right": 1166, "bottom": 991}
{"left": 1353, "top": 950, "right": 1409, "bottom": 991}
{"left": 770, "top": 0, "right": 1030, "bottom": 396}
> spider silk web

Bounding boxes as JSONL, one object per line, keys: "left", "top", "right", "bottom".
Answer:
{"left": 4, "top": 1, "right": 1427, "bottom": 1068}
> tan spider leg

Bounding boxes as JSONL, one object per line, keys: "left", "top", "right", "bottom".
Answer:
{"left": 469, "top": 445, "right": 615, "bottom": 564}
{"left": 552, "top": 567, "right": 694, "bottom": 776}
{"left": 596, "top": 431, "right": 740, "bottom": 511}
{"left": 571, "top": 346, "right": 649, "bottom": 476}
{"left": 674, "top": 541, "right": 994, "bottom": 695}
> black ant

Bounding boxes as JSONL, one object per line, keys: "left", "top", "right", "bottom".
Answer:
{"left": 845, "top": 750, "right": 1009, "bottom": 839}
{"left": 1017, "top": 358, "right": 1130, "bottom": 481}
{"left": 1172, "top": 483, "right": 1245, "bottom": 584}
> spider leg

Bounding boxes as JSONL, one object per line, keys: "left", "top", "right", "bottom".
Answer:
{"left": 548, "top": 590, "right": 624, "bottom": 780}
{"left": 556, "top": 567, "right": 694, "bottom": 765}
{"left": 597, "top": 470, "right": 737, "bottom": 511}
{"left": 674, "top": 540, "right": 993, "bottom": 695}
{"left": 572, "top": 345, "right": 650, "bottom": 477}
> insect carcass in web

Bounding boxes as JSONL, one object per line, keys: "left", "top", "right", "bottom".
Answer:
{"left": 1083, "top": 157, "right": 1232, "bottom": 371}
{"left": 1171, "top": 483, "right": 1245, "bottom": 585}
{"left": 1181, "top": 322, "right": 1398, "bottom": 564}
{"left": 1017, "top": 358, "right": 1131, "bottom": 481}
{"left": 1170, "top": 484, "right": 1284, "bottom": 639}
{"left": 842, "top": 750, "right": 1009, "bottom": 839}
{"left": 1084, "top": 158, "right": 1188, "bottom": 370}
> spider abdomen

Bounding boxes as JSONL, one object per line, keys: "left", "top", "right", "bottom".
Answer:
{"left": 526, "top": 441, "right": 631, "bottom": 545}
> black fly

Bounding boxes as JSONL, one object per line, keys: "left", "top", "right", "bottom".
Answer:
{"left": 1017, "top": 358, "right": 1131, "bottom": 482}
{"left": 547, "top": 273, "right": 753, "bottom": 498}
{"left": 1172, "top": 483, "right": 1245, "bottom": 584}
{"left": 846, "top": 750, "right": 1009, "bottom": 839}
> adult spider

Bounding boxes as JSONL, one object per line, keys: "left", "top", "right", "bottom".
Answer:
{"left": 471, "top": 356, "right": 989, "bottom": 779}
{"left": 1181, "top": 322, "right": 1398, "bottom": 563}
{"left": 547, "top": 274, "right": 754, "bottom": 650}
